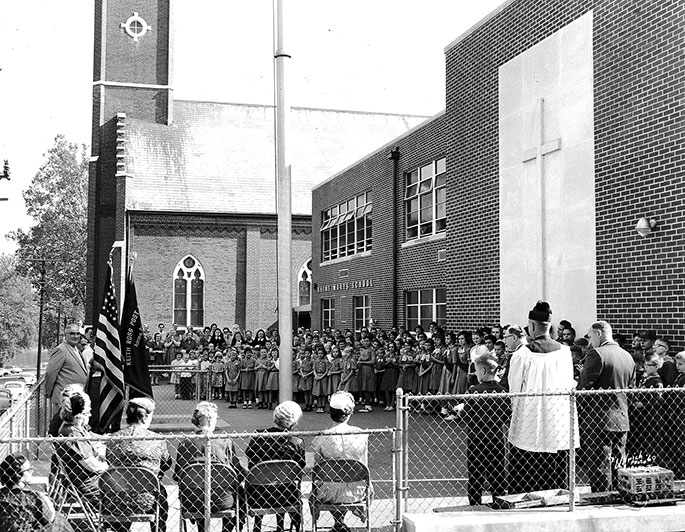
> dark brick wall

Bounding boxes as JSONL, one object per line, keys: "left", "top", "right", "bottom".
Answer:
{"left": 129, "top": 213, "right": 312, "bottom": 332}
{"left": 102, "top": 0, "right": 169, "bottom": 85}
{"left": 312, "top": 114, "right": 446, "bottom": 331}
{"left": 312, "top": 0, "right": 683, "bottom": 349}
{"left": 445, "top": 0, "right": 684, "bottom": 347}
{"left": 86, "top": 117, "right": 120, "bottom": 323}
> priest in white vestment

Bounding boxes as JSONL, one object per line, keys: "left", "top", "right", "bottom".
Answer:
{"left": 507, "top": 301, "right": 579, "bottom": 494}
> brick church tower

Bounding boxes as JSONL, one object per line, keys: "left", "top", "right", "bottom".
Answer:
{"left": 85, "top": 1, "right": 428, "bottom": 330}
{"left": 86, "top": 0, "right": 172, "bottom": 322}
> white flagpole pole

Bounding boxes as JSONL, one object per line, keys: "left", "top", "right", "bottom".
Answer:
{"left": 274, "top": 0, "right": 293, "bottom": 401}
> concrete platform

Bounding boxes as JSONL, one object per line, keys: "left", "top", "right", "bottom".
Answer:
{"left": 403, "top": 502, "right": 685, "bottom": 532}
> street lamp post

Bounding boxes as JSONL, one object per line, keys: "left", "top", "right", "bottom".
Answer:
{"left": 24, "top": 257, "right": 55, "bottom": 380}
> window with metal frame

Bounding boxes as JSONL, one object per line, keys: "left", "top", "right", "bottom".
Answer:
{"left": 321, "top": 191, "right": 372, "bottom": 262}
{"left": 405, "top": 158, "right": 446, "bottom": 241}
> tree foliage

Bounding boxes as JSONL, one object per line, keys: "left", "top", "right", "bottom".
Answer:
{"left": 0, "top": 254, "right": 37, "bottom": 365}
{"left": 8, "top": 135, "right": 88, "bottom": 317}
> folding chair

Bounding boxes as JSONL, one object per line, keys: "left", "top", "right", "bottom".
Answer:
{"left": 311, "top": 459, "right": 371, "bottom": 532}
{"left": 49, "top": 448, "right": 100, "bottom": 532}
{"left": 245, "top": 460, "right": 304, "bottom": 532}
{"left": 177, "top": 462, "right": 240, "bottom": 532}
{"left": 99, "top": 466, "right": 161, "bottom": 532}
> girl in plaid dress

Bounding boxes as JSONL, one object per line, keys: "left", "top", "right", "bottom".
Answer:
{"left": 210, "top": 353, "right": 225, "bottom": 400}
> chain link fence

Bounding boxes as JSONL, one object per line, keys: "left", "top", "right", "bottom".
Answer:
{"left": 397, "top": 387, "right": 685, "bottom": 513}
{"left": 3, "top": 381, "right": 685, "bottom": 530}
{"left": 0, "top": 426, "right": 397, "bottom": 532}
{"left": 0, "top": 374, "right": 48, "bottom": 459}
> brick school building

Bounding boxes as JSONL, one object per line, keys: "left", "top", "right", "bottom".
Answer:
{"left": 311, "top": 0, "right": 683, "bottom": 346}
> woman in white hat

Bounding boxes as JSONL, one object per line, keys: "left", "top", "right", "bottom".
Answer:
{"left": 311, "top": 391, "right": 369, "bottom": 532}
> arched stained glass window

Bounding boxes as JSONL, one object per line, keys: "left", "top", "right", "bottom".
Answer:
{"left": 172, "top": 255, "right": 205, "bottom": 328}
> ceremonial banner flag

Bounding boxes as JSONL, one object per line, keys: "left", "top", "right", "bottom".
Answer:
{"left": 93, "top": 263, "right": 125, "bottom": 433}
{"left": 120, "top": 268, "right": 153, "bottom": 398}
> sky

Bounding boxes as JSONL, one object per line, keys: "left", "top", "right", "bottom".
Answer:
{"left": 0, "top": 0, "right": 505, "bottom": 254}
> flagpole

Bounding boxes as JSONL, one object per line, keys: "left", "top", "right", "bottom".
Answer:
{"left": 274, "top": 0, "right": 293, "bottom": 401}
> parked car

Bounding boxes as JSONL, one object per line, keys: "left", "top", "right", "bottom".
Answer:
{"left": 0, "top": 389, "right": 11, "bottom": 414}
{"left": 21, "top": 372, "right": 37, "bottom": 387}
{"left": 1, "top": 380, "right": 28, "bottom": 402}
{"left": 0, "top": 366, "right": 22, "bottom": 378}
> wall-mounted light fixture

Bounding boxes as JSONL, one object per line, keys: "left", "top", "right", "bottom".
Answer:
{"left": 636, "top": 217, "right": 657, "bottom": 238}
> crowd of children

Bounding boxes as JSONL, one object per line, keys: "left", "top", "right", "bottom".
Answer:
{"left": 150, "top": 322, "right": 685, "bottom": 417}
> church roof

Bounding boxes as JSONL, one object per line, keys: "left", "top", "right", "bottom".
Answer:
{"left": 124, "top": 100, "right": 428, "bottom": 215}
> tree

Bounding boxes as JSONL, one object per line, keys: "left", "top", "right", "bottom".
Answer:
{"left": 8, "top": 135, "right": 88, "bottom": 319}
{"left": 0, "top": 254, "right": 37, "bottom": 365}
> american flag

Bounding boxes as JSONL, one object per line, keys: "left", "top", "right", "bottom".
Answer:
{"left": 93, "top": 263, "right": 125, "bottom": 432}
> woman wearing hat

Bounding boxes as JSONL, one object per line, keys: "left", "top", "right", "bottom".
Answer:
{"left": 54, "top": 385, "right": 108, "bottom": 502}
{"left": 246, "top": 401, "right": 306, "bottom": 532}
{"left": 311, "top": 391, "right": 369, "bottom": 532}
{"left": 105, "top": 397, "right": 172, "bottom": 532}
{"left": 174, "top": 402, "right": 245, "bottom": 532}
{"left": 0, "top": 453, "right": 74, "bottom": 532}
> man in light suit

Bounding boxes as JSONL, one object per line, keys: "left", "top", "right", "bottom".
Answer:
{"left": 45, "top": 323, "right": 90, "bottom": 414}
{"left": 579, "top": 320, "right": 636, "bottom": 492}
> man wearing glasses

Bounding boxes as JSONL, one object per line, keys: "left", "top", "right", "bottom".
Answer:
{"left": 45, "top": 324, "right": 90, "bottom": 414}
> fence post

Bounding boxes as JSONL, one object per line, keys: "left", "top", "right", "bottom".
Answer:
{"left": 568, "top": 389, "right": 576, "bottom": 512}
{"left": 402, "top": 390, "right": 410, "bottom": 512}
{"left": 196, "top": 371, "right": 202, "bottom": 402}
{"left": 204, "top": 433, "right": 212, "bottom": 527}
{"left": 394, "top": 388, "right": 404, "bottom": 532}
{"left": 24, "top": 400, "right": 30, "bottom": 453}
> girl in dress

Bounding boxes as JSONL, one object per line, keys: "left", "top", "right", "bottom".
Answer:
{"left": 299, "top": 348, "right": 315, "bottom": 411}
{"left": 240, "top": 347, "right": 256, "bottom": 408}
{"left": 170, "top": 351, "right": 183, "bottom": 399}
{"left": 265, "top": 349, "right": 280, "bottom": 409}
{"left": 374, "top": 341, "right": 387, "bottom": 406}
{"left": 312, "top": 347, "right": 330, "bottom": 413}
{"left": 469, "top": 329, "right": 490, "bottom": 387}
{"left": 224, "top": 349, "right": 241, "bottom": 407}
{"left": 396, "top": 345, "right": 416, "bottom": 396}
{"left": 327, "top": 346, "right": 343, "bottom": 397}
{"left": 452, "top": 331, "right": 472, "bottom": 394}
{"left": 416, "top": 340, "right": 433, "bottom": 412}
{"left": 339, "top": 347, "right": 358, "bottom": 397}
{"left": 429, "top": 336, "right": 446, "bottom": 394}
{"left": 381, "top": 342, "right": 400, "bottom": 410}
{"left": 292, "top": 349, "right": 302, "bottom": 404}
{"left": 357, "top": 337, "right": 376, "bottom": 413}
{"left": 254, "top": 347, "right": 270, "bottom": 408}
{"left": 210, "top": 353, "right": 225, "bottom": 400}
{"left": 147, "top": 332, "right": 165, "bottom": 385}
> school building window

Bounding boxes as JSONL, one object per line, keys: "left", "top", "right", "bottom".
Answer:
{"left": 321, "top": 298, "right": 335, "bottom": 329}
{"left": 405, "top": 157, "right": 446, "bottom": 240}
{"left": 320, "top": 191, "right": 372, "bottom": 262}
{"left": 406, "top": 288, "right": 446, "bottom": 330}
{"left": 353, "top": 295, "right": 371, "bottom": 332}
{"left": 173, "top": 255, "right": 205, "bottom": 327}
